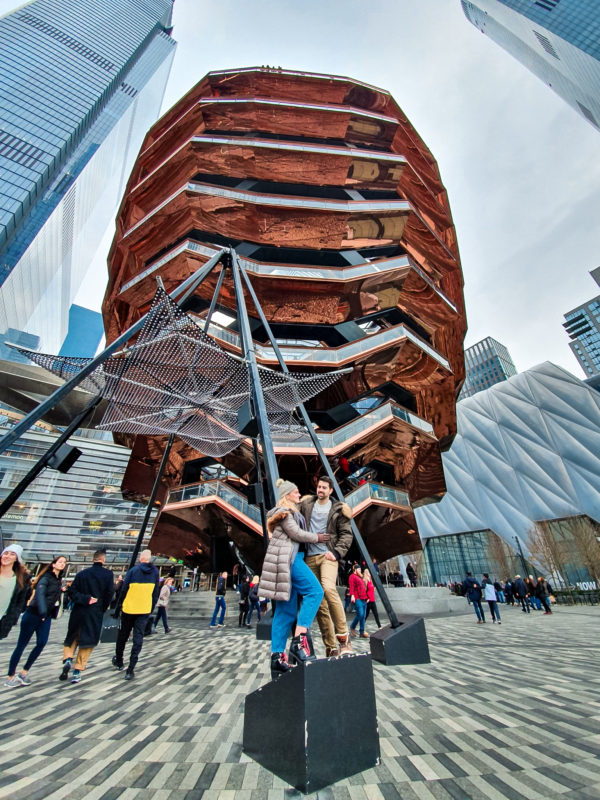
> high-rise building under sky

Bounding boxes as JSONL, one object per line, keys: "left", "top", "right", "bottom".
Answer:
{"left": 563, "top": 268, "right": 600, "bottom": 377}
{"left": 459, "top": 336, "right": 518, "bottom": 399}
{"left": 0, "top": 0, "right": 176, "bottom": 360}
{"left": 461, "top": 0, "right": 600, "bottom": 129}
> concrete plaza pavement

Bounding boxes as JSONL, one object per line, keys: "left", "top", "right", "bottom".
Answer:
{"left": 0, "top": 603, "right": 599, "bottom": 800}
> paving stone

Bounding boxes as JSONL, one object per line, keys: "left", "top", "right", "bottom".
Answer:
{"left": 0, "top": 606, "right": 598, "bottom": 798}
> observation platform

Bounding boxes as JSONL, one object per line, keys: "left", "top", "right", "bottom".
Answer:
{"left": 0, "top": 605, "right": 598, "bottom": 799}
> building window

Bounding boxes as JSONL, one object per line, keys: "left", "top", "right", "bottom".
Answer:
{"left": 533, "top": 30, "right": 559, "bottom": 59}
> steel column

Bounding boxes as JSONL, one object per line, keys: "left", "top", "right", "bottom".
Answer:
{"left": 239, "top": 261, "right": 400, "bottom": 628}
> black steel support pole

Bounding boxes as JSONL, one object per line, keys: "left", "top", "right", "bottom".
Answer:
{"left": 252, "top": 438, "right": 270, "bottom": 553}
{"left": 0, "top": 249, "right": 227, "bottom": 457}
{"left": 230, "top": 254, "right": 279, "bottom": 509}
{"left": 0, "top": 394, "right": 103, "bottom": 521}
{"left": 128, "top": 433, "right": 175, "bottom": 571}
{"left": 239, "top": 262, "right": 401, "bottom": 628}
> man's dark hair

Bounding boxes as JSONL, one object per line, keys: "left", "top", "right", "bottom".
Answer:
{"left": 93, "top": 548, "right": 107, "bottom": 561}
{"left": 466, "top": 571, "right": 472, "bottom": 576}
{"left": 483, "top": 572, "right": 489, "bottom": 578}
{"left": 317, "top": 475, "right": 333, "bottom": 489}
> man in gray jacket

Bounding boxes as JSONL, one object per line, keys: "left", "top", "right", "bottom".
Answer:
{"left": 300, "top": 476, "right": 353, "bottom": 656}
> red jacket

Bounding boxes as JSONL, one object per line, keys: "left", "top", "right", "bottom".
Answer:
{"left": 349, "top": 573, "right": 367, "bottom": 601}
{"left": 366, "top": 581, "right": 375, "bottom": 602}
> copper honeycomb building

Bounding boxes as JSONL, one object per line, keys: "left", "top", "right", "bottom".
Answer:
{"left": 103, "top": 67, "right": 467, "bottom": 570}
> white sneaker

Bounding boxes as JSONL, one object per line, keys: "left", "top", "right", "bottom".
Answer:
{"left": 4, "top": 676, "right": 21, "bottom": 688}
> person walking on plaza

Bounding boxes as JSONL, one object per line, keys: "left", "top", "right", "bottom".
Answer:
{"left": 301, "top": 476, "right": 354, "bottom": 657}
{"left": 462, "top": 571, "right": 485, "bottom": 623}
{"left": 153, "top": 577, "right": 173, "bottom": 634}
{"left": 513, "top": 574, "right": 530, "bottom": 613}
{"left": 349, "top": 564, "right": 369, "bottom": 638}
{"left": 4, "top": 555, "right": 67, "bottom": 688}
{"left": 247, "top": 575, "right": 261, "bottom": 625}
{"left": 238, "top": 574, "right": 250, "bottom": 627}
{"left": 527, "top": 575, "right": 541, "bottom": 610}
{"left": 260, "top": 478, "right": 327, "bottom": 679}
{"left": 60, "top": 548, "right": 114, "bottom": 684}
{"left": 535, "top": 576, "right": 554, "bottom": 614}
{"left": 482, "top": 573, "right": 501, "bottom": 624}
{"left": 0, "top": 545, "right": 30, "bottom": 641}
{"left": 364, "top": 569, "right": 381, "bottom": 629}
{"left": 209, "top": 571, "right": 227, "bottom": 628}
{"left": 406, "top": 562, "right": 417, "bottom": 587}
{"left": 113, "top": 549, "right": 159, "bottom": 680}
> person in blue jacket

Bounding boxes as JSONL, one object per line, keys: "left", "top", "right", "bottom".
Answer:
{"left": 462, "top": 571, "right": 485, "bottom": 624}
{"left": 112, "top": 549, "right": 159, "bottom": 681}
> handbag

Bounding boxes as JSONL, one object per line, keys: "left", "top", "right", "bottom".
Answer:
{"left": 100, "top": 610, "right": 120, "bottom": 643}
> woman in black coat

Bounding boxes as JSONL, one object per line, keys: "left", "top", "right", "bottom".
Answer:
{"left": 4, "top": 555, "right": 67, "bottom": 688}
{"left": 0, "top": 545, "right": 30, "bottom": 640}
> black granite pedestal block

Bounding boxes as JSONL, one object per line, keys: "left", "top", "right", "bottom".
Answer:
{"left": 243, "top": 654, "right": 380, "bottom": 793}
{"left": 369, "top": 615, "right": 431, "bottom": 665}
{"left": 255, "top": 614, "right": 272, "bottom": 640}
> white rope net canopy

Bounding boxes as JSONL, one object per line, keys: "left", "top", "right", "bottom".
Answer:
{"left": 17, "top": 287, "right": 344, "bottom": 456}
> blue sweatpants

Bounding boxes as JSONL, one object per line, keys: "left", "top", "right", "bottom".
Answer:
{"left": 271, "top": 553, "right": 323, "bottom": 653}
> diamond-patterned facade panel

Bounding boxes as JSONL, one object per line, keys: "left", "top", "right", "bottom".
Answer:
{"left": 415, "top": 362, "right": 600, "bottom": 552}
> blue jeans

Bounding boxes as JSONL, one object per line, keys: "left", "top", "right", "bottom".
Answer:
{"left": 487, "top": 601, "right": 501, "bottom": 621}
{"left": 471, "top": 599, "right": 485, "bottom": 621}
{"left": 211, "top": 596, "right": 226, "bottom": 625}
{"left": 497, "top": 591, "right": 505, "bottom": 603}
{"left": 350, "top": 598, "right": 367, "bottom": 634}
{"left": 154, "top": 605, "right": 169, "bottom": 632}
{"left": 247, "top": 599, "right": 261, "bottom": 624}
{"left": 9, "top": 610, "right": 52, "bottom": 675}
{"left": 271, "top": 553, "right": 323, "bottom": 653}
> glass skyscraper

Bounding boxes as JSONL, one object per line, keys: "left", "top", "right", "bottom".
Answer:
{"left": 563, "top": 268, "right": 600, "bottom": 377}
{"left": 459, "top": 336, "right": 517, "bottom": 399}
{"left": 461, "top": 0, "right": 600, "bottom": 129}
{"left": 0, "top": 0, "right": 176, "bottom": 359}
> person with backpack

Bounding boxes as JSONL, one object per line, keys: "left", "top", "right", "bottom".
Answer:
{"left": 209, "top": 571, "right": 228, "bottom": 628}
{"left": 462, "top": 571, "right": 485, "bottom": 623}
{"left": 4, "top": 555, "right": 67, "bottom": 687}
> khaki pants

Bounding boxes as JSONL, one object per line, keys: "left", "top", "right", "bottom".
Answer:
{"left": 306, "top": 553, "right": 348, "bottom": 652}
{"left": 63, "top": 638, "right": 94, "bottom": 671}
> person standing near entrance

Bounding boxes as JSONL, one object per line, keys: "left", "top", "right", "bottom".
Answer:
{"left": 113, "top": 549, "right": 159, "bottom": 680}
{"left": 513, "top": 574, "right": 530, "bottom": 613}
{"left": 61, "top": 548, "right": 114, "bottom": 684}
{"left": 301, "top": 477, "right": 354, "bottom": 657}
{"left": 209, "top": 571, "right": 227, "bottom": 628}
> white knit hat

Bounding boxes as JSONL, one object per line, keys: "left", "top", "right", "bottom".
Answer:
{"left": 2, "top": 544, "right": 24, "bottom": 563}
{"left": 276, "top": 478, "right": 298, "bottom": 501}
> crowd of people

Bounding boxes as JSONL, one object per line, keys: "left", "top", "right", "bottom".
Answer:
{"left": 0, "top": 544, "right": 175, "bottom": 687}
{"left": 457, "top": 571, "right": 555, "bottom": 624}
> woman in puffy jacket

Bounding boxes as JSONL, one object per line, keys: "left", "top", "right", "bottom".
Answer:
{"left": 0, "top": 544, "right": 30, "bottom": 641}
{"left": 4, "top": 554, "right": 67, "bottom": 688}
{"left": 259, "top": 479, "right": 328, "bottom": 679}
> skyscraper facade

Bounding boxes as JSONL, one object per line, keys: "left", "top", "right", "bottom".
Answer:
{"left": 459, "top": 336, "right": 517, "bottom": 399}
{"left": 563, "top": 267, "right": 600, "bottom": 377}
{"left": 461, "top": 0, "right": 600, "bottom": 129}
{"left": 0, "top": 0, "right": 176, "bottom": 359}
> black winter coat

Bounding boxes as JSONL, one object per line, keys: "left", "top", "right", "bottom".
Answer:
{"left": 29, "top": 571, "right": 63, "bottom": 619}
{"left": 0, "top": 574, "right": 31, "bottom": 639}
{"left": 64, "top": 563, "right": 114, "bottom": 648}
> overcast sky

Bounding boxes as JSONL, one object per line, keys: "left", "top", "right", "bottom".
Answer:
{"left": 4, "top": 0, "right": 600, "bottom": 377}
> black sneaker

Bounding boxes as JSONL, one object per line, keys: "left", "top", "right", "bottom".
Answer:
{"left": 112, "top": 656, "right": 124, "bottom": 671}
{"left": 59, "top": 659, "right": 72, "bottom": 681}
{"left": 124, "top": 670, "right": 135, "bottom": 681}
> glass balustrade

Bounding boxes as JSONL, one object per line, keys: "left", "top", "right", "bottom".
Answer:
{"left": 167, "top": 479, "right": 409, "bottom": 518}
